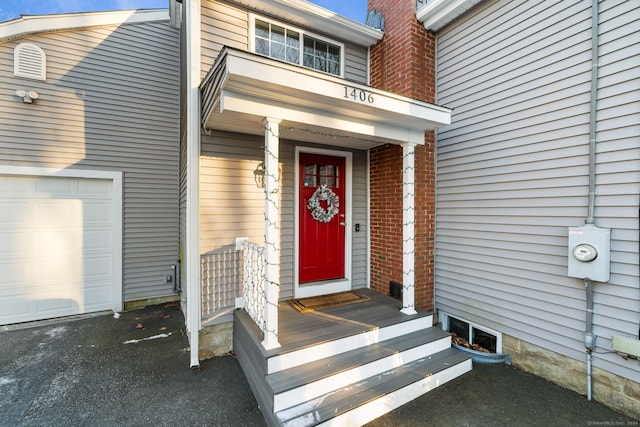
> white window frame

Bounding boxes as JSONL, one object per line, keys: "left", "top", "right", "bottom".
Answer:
{"left": 439, "top": 311, "right": 503, "bottom": 354}
{"left": 249, "top": 14, "right": 345, "bottom": 78}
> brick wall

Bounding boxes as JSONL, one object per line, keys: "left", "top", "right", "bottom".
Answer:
{"left": 368, "top": 0, "right": 436, "bottom": 309}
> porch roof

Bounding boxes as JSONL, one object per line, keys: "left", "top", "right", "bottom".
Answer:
{"left": 201, "top": 48, "right": 452, "bottom": 149}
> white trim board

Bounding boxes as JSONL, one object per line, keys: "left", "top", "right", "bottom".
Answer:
{"left": 0, "top": 9, "right": 169, "bottom": 42}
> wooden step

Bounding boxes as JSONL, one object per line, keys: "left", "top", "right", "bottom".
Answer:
{"left": 275, "top": 347, "right": 472, "bottom": 426}
{"left": 268, "top": 327, "right": 452, "bottom": 412}
{"left": 266, "top": 314, "right": 433, "bottom": 373}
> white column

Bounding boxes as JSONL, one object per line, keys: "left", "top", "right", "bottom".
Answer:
{"left": 401, "top": 142, "right": 417, "bottom": 315}
{"left": 262, "top": 117, "right": 282, "bottom": 350}
{"left": 185, "top": 0, "right": 202, "bottom": 368}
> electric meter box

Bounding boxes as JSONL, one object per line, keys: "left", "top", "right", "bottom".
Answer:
{"left": 568, "top": 224, "right": 611, "bottom": 282}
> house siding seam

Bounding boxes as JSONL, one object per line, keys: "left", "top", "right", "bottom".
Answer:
{"left": 435, "top": 0, "right": 639, "bottom": 416}
{"left": 368, "top": 0, "right": 437, "bottom": 310}
{"left": 0, "top": 20, "right": 181, "bottom": 302}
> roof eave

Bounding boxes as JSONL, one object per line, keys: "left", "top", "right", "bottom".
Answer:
{"left": 0, "top": 9, "right": 169, "bottom": 42}
{"left": 416, "top": 0, "right": 483, "bottom": 32}
{"left": 231, "top": 0, "right": 383, "bottom": 46}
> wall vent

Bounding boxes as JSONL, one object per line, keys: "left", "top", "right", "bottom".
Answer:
{"left": 14, "top": 43, "right": 46, "bottom": 81}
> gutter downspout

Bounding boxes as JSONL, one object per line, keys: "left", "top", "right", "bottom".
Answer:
{"left": 584, "top": 0, "right": 600, "bottom": 401}
{"left": 186, "top": 0, "right": 202, "bottom": 369}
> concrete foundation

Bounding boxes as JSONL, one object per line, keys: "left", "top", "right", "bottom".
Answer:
{"left": 124, "top": 295, "right": 180, "bottom": 311}
{"left": 199, "top": 321, "right": 233, "bottom": 360}
{"left": 503, "top": 334, "right": 640, "bottom": 420}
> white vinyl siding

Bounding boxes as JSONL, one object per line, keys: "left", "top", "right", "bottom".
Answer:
{"left": 435, "top": 0, "right": 639, "bottom": 383}
{"left": 0, "top": 20, "right": 180, "bottom": 303}
{"left": 201, "top": 0, "right": 249, "bottom": 78}
{"left": 199, "top": 132, "right": 369, "bottom": 323}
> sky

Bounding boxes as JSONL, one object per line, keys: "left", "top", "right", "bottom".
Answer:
{"left": 0, "top": 0, "right": 368, "bottom": 24}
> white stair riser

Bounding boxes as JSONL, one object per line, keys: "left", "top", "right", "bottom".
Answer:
{"left": 313, "top": 358, "right": 473, "bottom": 427}
{"left": 273, "top": 336, "right": 451, "bottom": 412}
{"left": 267, "top": 315, "right": 433, "bottom": 373}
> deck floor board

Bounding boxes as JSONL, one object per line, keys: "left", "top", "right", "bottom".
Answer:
{"left": 272, "top": 289, "right": 432, "bottom": 356}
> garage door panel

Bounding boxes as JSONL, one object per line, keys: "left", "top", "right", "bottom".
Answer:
{"left": 36, "top": 200, "right": 82, "bottom": 227}
{"left": 0, "top": 173, "right": 121, "bottom": 325}
{"left": 36, "top": 230, "right": 83, "bottom": 255}
{"left": 0, "top": 231, "right": 31, "bottom": 256}
{"left": 35, "top": 256, "right": 82, "bottom": 284}
{"left": 3, "top": 177, "right": 37, "bottom": 195}
{"left": 0, "top": 201, "right": 37, "bottom": 225}
{"left": 84, "top": 230, "right": 112, "bottom": 251}
{"left": 84, "top": 256, "right": 113, "bottom": 278}
{"left": 0, "top": 295, "right": 29, "bottom": 317}
{"left": 78, "top": 179, "right": 112, "bottom": 196}
{"left": 84, "top": 202, "right": 113, "bottom": 224}
{"left": 37, "top": 295, "right": 79, "bottom": 313}
{"left": 36, "top": 176, "right": 77, "bottom": 195}
{"left": 84, "top": 287, "right": 112, "bottom": 307}
{"left": 0, "top": 260, "right": 33, "bottom": 287}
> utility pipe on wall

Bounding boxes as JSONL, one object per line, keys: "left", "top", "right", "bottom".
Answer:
{"left": 584, "top": 0, "right": 600, "bottom": 401}
{"left": 584, "top": 278, "right": 595, "bottom": 401}
{"left": 586, "top": 0, "right": 600, "bottom": 225}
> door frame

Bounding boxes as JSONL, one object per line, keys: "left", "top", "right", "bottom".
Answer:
{"left": 294, "top": 146, "right": 352, "bottom": 298}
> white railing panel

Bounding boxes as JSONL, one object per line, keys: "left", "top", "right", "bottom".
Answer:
{"left": 239, "top": 240, "right": 266, "bottom": 333}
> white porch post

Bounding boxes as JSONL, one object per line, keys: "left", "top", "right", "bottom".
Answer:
{"left": 185, "top": 0, "right": 202, "bottom": 367}
{"left": 401, "top": 142, "right": 417, "bottom": 315}
{"left": 262, "top": 117, "right": 281, "bottom": 350}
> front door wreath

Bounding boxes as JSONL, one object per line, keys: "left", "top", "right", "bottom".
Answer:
{"left": 307, "top": 185, "right": 340, "bottom": 223}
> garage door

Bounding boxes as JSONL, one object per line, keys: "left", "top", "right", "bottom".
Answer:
{"left": 0, "top": 171, "right": 122, "bottom": 325}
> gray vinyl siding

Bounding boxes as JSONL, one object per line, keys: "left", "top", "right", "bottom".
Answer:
{"left": 199, "top": 131, "right": 368, "bottom": 322}
{"left": 0, "top": 20, "right": 180, "bottom": 302}
{"left": 435, "top": 0, "right": 639, "bottom": 382}
{"left": 351, "top": 151, "right": 368, "bottom": 288}
{"left": 200, "top": 0, "right": 368, "bottom": 83}
{"left": 344, "top": 43, "right": 368, "bottom": 84}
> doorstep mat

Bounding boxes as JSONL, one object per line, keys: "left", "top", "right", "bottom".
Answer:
{"left": 289, "top": 290, "right": 370, "bottom": 313}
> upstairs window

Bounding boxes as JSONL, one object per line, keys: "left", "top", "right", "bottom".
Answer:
{"left": 252, "top": 17, "right": 343, "bottom": 77}
{"left": 14, "top": 43, "right": 46, "bottom": 81}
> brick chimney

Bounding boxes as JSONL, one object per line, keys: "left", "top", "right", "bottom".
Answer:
{"left": 368, "top": 0, "right": 436, "bottom": 310}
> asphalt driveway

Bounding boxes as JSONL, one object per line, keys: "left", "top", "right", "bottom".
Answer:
{"left": 1, "top": 303, "right": 637, "bottom": 426}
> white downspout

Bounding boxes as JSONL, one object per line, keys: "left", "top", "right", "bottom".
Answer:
{"left": 185, "top": 0, "right": 201, "bottom": 369}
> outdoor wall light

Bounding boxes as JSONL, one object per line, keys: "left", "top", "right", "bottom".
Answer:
{"left": 16, "top": 89, "right": 39, "bottom": 103}
{"left": 253, "top": 161, "right": 265, "bottom": 188}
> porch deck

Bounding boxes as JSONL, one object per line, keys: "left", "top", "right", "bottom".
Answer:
{"left": 273, "top": 288, "right": 432, "bottom": 354}
{"left": 234, "top": 288, "right": 472, "bottom": 426}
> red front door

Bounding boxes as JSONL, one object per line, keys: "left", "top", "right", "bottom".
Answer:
{"left": 299, "top": 153, "right": 346, "bottom": 283}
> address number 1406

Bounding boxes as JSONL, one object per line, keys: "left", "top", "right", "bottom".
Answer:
{"left": 344, "top": 86, "right": 374, "bottom": 104}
